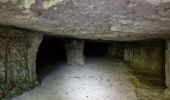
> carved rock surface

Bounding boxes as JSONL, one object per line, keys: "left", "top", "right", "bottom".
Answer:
{"left": 0, "top": 0, "right": 170, "bottom": 40}
{"left": 0, "top": 26, "right": 43, "bottom": 99}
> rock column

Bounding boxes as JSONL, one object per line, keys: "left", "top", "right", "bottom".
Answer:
{"left": 64, "top": 39, "right": 84, "bottom": 65}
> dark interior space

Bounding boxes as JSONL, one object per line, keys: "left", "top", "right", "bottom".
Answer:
{"left": 84, "top": 41, "right": 109, "bottom": 57}
{"left": 108, "top": 42, "right": 125, "bottom": 59}
{"left": 36, "top": 36, "right": 66, "bottom": 82}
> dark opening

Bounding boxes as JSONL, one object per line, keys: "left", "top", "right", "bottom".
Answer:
{"left": 84, "top": 41, "right": 109, "bottom": 57}
{"left": 36, "top": 36, "right": 66, "bottom": 82}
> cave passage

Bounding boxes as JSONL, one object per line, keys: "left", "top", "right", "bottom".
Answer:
{"left": 84, "top": 41, "right": 109, "bottom": 57}
{"left": 14, "top": 38, "right": 167, "bottom": 100}
{"left": 36, "top": 36, "right": 66, "bottom": 82}
{"left": 36, "top": 39, "right": 125, "bottom": 82}
{"left": 36, "top": 39, "right": 115, "bottom": 82}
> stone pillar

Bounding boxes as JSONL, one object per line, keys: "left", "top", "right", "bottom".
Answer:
{"left": 165, "top": 40, "right": 170, "bottom": 88}
{"left": 64, "top": 39, "right": 84, "bottom": 65}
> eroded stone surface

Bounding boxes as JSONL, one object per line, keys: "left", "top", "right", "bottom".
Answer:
{"left": 0, "top": 26, "right": 43, "bottom": 99}
{"left": 108, "top": 42, "right": 125, "bottom": 58}
{"left": 165, "top": 40, "right": 170, "bottom": 88}
{"left": 125, "top": 41, "right": 165, "bottom": 78}
{"left": 0, "top": 0, "right": 170, "bottom": 40}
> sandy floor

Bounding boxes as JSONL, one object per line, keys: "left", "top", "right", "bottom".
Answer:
{"left": 12, "top": 57, "right": 137, "bottom": 100}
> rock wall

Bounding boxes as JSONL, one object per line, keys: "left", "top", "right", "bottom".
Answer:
{"left": 108, "top": 42, "right": 125, "bottom": 58}
{"left": 124, "top": 43, "right": 133, "bottom": 62}
{"left": 125, "top": 40, "right": 165, "bottom": 78}
{"left": 0, "top": 26, "right": 42, "bottom": 99}
{"left": 165, "top": 40, "right": 170, "bottom": 88}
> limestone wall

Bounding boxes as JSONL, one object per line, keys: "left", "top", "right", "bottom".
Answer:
{"left": 108, "top": 42, "right": 125, "bottom": 58}
{"left": 165, "top": 40, "right": 170, "bottom": 88}
{"left": 125, "top": 41, "right": 165, "bottom": 78}
{"left": 0, "top": 26, "right": 42, "bottom": 99}
{"left": 0, "top": 0, "right": 170, "bottom": 40}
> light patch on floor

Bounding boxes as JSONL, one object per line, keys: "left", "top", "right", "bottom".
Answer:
{"left": 12, "top": 57, "right": 137, "bottom": 100}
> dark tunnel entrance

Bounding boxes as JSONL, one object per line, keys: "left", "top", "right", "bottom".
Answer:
{"left": 84, "top": 41, "right": 109, "bottom": 57}
{"left": 83, "top": 41, "right": 125, "bottom": 59}
{"left": 36, "top": 36, "right": 66, "bottom": 82}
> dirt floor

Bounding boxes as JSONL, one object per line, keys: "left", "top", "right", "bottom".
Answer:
{"left": 12, "top": 57, "right": 170, "bottom": 100}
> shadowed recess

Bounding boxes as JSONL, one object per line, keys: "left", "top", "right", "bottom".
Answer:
{"left": 84, "top": 41, "right": 109, "bottom": 57}
{"left": 36, "top": 36, "right": 66, "bottom": 82}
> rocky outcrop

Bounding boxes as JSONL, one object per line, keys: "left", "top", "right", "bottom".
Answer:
{"left": 0, "top": 0, "right": 170, "bottom": 40}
